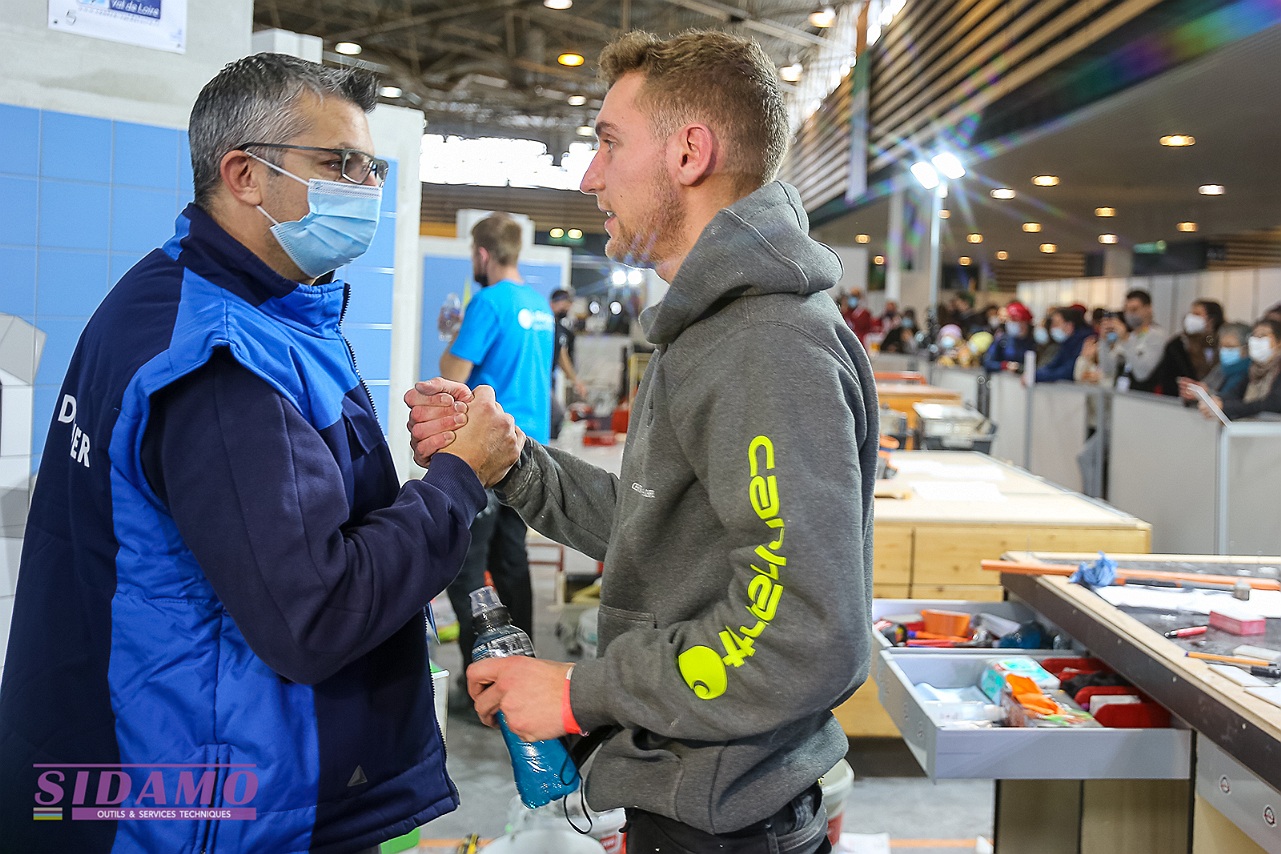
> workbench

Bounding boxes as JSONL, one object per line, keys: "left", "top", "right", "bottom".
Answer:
{"left": 994, "top": 551, "right": 1281, "bottom": 853}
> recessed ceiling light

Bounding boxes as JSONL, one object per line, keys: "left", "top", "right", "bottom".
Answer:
{"left": 958, "top": 256, "right": 972, "bottom": 266}
{"left": 1022, "top": 222, "right": 1042, "bottom": 233}
{"left": 780, "top": 63, "right": 803, "bottom": 83}
{"left": 1199, "top": 184, "right": 1225, "bottom": 196}
{"left": 1160, "top": 134, "right": 1195, "bottom": 147}
{"left": 966, "top": 233, "right": 983, "bottom": 244}
{"left": 549, "top": 227, "right": 565, "bottom": 239}
{"left": 567, "top": 95, "right": 587, "bottom": 106}
{"left": 995, "top": 251, "right": 1009, "bottom": 261}
{"left": 1099, "top": 234, "right": 1119, "bottom": 244}
{"left": 1039, "top": 243, "right": 1057, "bottom": 254}
{"left": 1095, "top": 207, "right": 1116, "bottom": 217}
{"left": 335, "top": 42, "right": 362, "bottom": 56}
{"left": 558, "top": 52, "right": 585, "bottom": 67}
{"left": 576, "top": 125, "right": 594, "bottom": 136}
{"left": 809, "top": 6, "right": 837, "bottom": 28}
{"left": 1032, "top": 175, "right": 1059, "bottom": 187}
{"left": 990, "top": 188, "right": 1016, "bottom": 200}
{"left": 873, "top": 255, "right": 886, "bottom": 265}
{"left": 379, "top": 86, "right": 402, "bottom": 98}
{"left": 544, "top": 0, "right": 573, "bottom": 8}
{"left": 855, "top": 233, "right": 871, "bottom": 244}
{"left": 1176, "top": 221, "right": 1198, "bottom": 232}
{"left": 567, "top": 228, "right": 583, "bottom": 239}
{"left": 939, "top": 210, "right": 951, "bottom": 219}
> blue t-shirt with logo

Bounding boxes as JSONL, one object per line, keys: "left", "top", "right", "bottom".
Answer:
{"left": 451, "top": 279, "right": 555, "bottom": 443}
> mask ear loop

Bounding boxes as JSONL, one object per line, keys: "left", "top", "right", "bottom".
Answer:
{"left": 558, "top": 745, "right": 592, "bottom": 835}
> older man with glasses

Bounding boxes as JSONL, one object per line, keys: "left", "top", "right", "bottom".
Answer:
{"left": 0, "top": 53, "right": 521, "bottom": 854}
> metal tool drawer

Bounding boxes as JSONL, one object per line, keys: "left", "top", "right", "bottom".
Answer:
{"left": 876, "top": 650, "right": 1192, "bottom": 780}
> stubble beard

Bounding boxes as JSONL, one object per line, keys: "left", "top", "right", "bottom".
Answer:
{"left": 606, "top": 171, "right": 684, "bottom": 270}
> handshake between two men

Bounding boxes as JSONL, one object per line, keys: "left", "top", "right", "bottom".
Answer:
{"left": 404, "top": 377, "right": 525, "bottom": 485}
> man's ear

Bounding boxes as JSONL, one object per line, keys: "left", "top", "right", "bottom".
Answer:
{"left": 671, "top": 124, "right": 716, "bottom": 187}
{"left": 219, "top": 150, "right": 265, "bottom": 207}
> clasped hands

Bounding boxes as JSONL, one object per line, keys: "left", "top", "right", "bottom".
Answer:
{"left": 403, "top": 378, "right": 524, "bottom": 487}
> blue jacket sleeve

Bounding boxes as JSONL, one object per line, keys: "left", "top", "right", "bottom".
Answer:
{"left": 1036, "top": 336, "right": 1085, "bottom": 383}
{"left": 143, "top": 352, "right": 486, "bottom": 684}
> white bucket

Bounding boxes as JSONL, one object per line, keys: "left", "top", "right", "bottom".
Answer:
{"left": 819, "top": 758, "right": 854, "bottom": 847}
{"left": 508, "top": 795, "right": 626, "bottom": 853}
{"left": 484, "top": 828, "right": 607, "bottom": 853}
{"left": 578, "top": 607, "right": 599, "bottom": 659}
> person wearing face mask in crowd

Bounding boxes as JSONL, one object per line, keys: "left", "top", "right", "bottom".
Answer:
{"left": 1179, "top": 322, "right": 1251, "bottom": 406}
{"left": 0, "top": 54, "right": 525, "bottom": 854}
{"left": 879, "top": 307, "right": 918, "bottom": 353}
{"left": 1035, "top": 306, "right": 1093, "bottom": 383}
{"left": 840, "top": 287, "right": 877, "bottom": 344}
{"left": 1152, "top": 299, "right": 1223, "bottom": 396}
{"left": 1199, "top": 319, "right": 1281, "bottom": 420}
{"left": 935, "top": 323, "right": 965, "bottom": 362}
{"left": 982, "top": 300, "right": 1038, "bottom": 372}
{"left": 1099, "top": 289, "right": 1166, "bottom": 392}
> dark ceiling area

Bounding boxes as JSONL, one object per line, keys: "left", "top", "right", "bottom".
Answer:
{"left": 813, "top": 19, "right": 1281, "bottom": 269}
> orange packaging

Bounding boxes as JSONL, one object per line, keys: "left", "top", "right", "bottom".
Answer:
{"left": 920, "top": 609, "right": 972, "bottom": 638}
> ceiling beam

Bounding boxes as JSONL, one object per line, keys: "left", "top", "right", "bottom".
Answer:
{"left": 658, "top": 0, "right": 830, "bottom": 48}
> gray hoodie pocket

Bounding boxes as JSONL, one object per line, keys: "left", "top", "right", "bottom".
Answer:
{"left": 595, "top": 603, "right": 657, "bottom": 651}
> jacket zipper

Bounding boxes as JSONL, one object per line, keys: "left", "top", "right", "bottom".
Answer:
{"left": 339, "top": 283, "right": 379, "bottom": 421}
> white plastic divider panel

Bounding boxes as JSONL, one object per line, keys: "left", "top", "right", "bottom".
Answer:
{"left": 1222, "top": 422, "right": 1281, "bottom": 555}
{"left": 869, "top": 352, "right": 921, "bottom": 374}
{"left": 928, "top": 366, "right": 981, "bottom": 408}
{"left": 1108, "top": 392, "right": 1218, "bottom": 554}
{"left": 1026, "top": 383, "right": 1095, "bottom": 495}
{"left": 986, "top": 371, "right": 1028, "bottom": 466}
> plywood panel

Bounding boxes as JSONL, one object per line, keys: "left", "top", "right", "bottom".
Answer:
{"left": 1080, "top": 779, "right": 1191, "bottom": 854}
{"left": 1192, "top": 794, "right": 1269, "bottom": 854}
{"left": 873, "top": 527, "right": 913, "bottom": 586}
{"left": 913, "top": 525, "right": 1150, "bottom": 587}
{"left": 872, "top": 583, "right": 911, "bottom": 600}
{"left": 910, "top": 584, "right": 1006, "bottom": 601}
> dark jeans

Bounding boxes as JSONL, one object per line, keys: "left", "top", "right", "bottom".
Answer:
{"left": 446, "top": 491, "right": 533, "bottom": 673}
{"left": 624, "top": 784, "right": 831, "bottom": 854}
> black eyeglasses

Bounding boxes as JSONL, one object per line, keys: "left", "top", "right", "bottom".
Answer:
{"left": 239, "top": 142, "right": 389, "bottom": 187}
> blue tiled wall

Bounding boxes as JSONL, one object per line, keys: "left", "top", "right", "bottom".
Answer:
{"left": 0, "top": 102, "right": 400, "bottom": 471}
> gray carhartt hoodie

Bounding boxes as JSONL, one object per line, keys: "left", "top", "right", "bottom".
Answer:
{"left": 499, "top": 181, "right": 878, "bottom": 833}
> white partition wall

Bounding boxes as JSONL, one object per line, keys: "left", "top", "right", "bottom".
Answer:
{"left": 1108, "top": 393, "right": 1220, "bottom": 553}
{"left": 1026, "top": 383, "right": 1096, "bottom": 495}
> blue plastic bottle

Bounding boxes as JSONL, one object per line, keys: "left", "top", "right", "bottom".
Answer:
{"left": 469, "top": 586, "right": 580, "bottom": 808}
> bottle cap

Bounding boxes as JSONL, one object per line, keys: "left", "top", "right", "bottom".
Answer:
{"left": 469, "top": 586, "right": 505, "bottom": 617}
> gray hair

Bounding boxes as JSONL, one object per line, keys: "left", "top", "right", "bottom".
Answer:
{"left": 1218, "top": 322, "right": 1251, "bottom": 347}
{"left": 189, "top": 53, "right": 378, "bottom": 208}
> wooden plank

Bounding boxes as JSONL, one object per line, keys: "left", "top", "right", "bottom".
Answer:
{"left": 872, "top": 583, "right": 911, "bottom": 600}
{"left": 1080, "top": 780, "right": 1191, "bottom": 854}
{"left": 994, "top": 780, "right": 1082, "bottom": 854}
{"left": 909, "top": 584, "right": 1006, "bottom": 602}
{"left": 914, "top": 526, "right": 1151, "bottom": 587}
{"left": 873, "top": 527, "right": 913, "bottom": 587}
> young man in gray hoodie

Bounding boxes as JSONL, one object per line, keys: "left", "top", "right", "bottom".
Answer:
{"left": 407, "top": 29, "right": 878, "bottom": 854}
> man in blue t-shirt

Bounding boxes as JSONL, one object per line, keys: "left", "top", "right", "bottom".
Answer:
{"left": 441, "top": 212, "right": 555, "bottom": 678}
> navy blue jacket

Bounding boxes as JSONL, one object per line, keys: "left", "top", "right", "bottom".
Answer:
{"left": 1035, "top": 327, "right": 1094, "bottom": 383}
{"left": 0, "top": 205, "right": 485, "bottom": 852}
{"left": 982, "top": 330, "right": 1037, "bottom": 373}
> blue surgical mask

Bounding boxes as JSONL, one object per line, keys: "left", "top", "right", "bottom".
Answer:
{"left": 901, "top": 318, "right": 914, "bottom": 330}
{"left": 1050, "top": 327, "right": 1069, "bottom": 344}
{"left": 250, "top": 153, "right": 382, "bottom": 279}
{"left": 1105, "top": 331, "right": 1119, "bottom": 345}
{"left": 1033, "top": 326, "right": 1050, "bottom": 346}
{"left": 1219, "top": 348, "right": 1244, "bottom": 367}
{"left": 940, "top": 336, "right": 957, "bottom": 350}
{"left": 1005, "top": 321, "right": 1023, "bottom": 338}
{"left": 847, "top": 297, "right": 859, "bottom": 308}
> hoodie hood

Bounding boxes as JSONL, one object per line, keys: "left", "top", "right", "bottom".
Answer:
{"left": 640, "top": 181, "right": 842, "bottom": 345}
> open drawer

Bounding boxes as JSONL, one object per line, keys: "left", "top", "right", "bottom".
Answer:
{"left": 875, "top": 650, "right": 1192, "bottom": 780}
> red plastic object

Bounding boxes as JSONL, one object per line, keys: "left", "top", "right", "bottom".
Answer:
{"left": 582, "top": 431, "right": 616, "bottom": 446}
{"left": 1093, "top": 702, "right": 1170, "bottom": 728}
{"left": 1040, "top": 657, "right": 1107, "bottom": 678}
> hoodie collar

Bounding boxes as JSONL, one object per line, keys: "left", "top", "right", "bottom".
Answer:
{"left": 640, "top": 182, "right": 842, "bottom": 345}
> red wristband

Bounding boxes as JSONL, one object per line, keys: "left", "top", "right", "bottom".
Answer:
{"left": 562, "top": 666, "right": 584, "bottom": 736}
